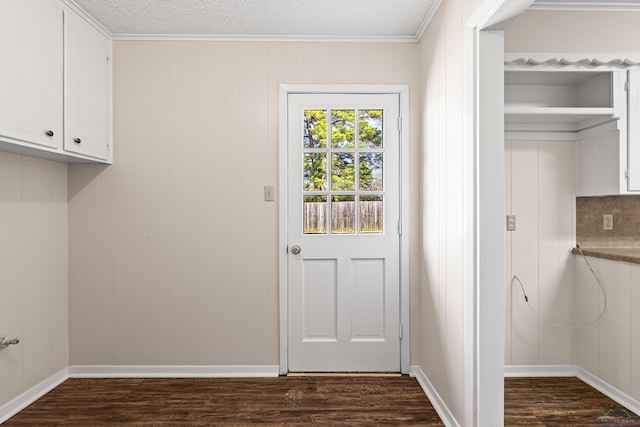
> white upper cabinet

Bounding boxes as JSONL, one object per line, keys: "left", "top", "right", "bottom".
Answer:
{"left": 628, "top": 69, "right": 640, "bottom": 191}
{"left": 64, "top": 8, "right": 111, "bottom": 161}
{"left": 0, "top": 0, "right": 111, "bottom": 163}
{"left": 505, "top": 70, "right": 623, "bottom": 138}
{"left": 0, "top": 0, "right": 63, "bottom": 149}
{"left": 504, "top": 59, "right": 640, "bottom": 196}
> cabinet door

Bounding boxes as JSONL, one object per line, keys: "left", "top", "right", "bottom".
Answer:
{"left": 628, "top": 69, "right": 640, "bottom": 191}
{"left": 64, "top": 9, "right": 111, "bottom": 161}
{"left": 0, "top": 0, "right": 63, "bottom": 148}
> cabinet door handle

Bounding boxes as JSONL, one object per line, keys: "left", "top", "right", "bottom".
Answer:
{"left": 74, "top": 138, "right": 81, "bottom": 144}
{"left": 45, "top": 130, "right": 54, "bottom": 137}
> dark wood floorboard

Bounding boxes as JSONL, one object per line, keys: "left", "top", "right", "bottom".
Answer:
{"left": 4, "top": 376, "right": 443, "bottom": 426}
{"left": 6, "top": 376, "right": 638, "bottom": 426}
{"left": 504, "top": 377, "right": 638, "bottom": 426}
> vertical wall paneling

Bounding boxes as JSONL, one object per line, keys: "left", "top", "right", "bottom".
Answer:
{"left": 337, "top": 43, "right": 366, "bottom": 84}
{"left": 510, "top": 142, "right": 540, "bottom": 365}
{"left": 576, "top": 257, "right": 639, "bottom": 397}
{"left": 580, "top": 256, "right": 601, "bottom": 375}
{"left": 575, "top": 257, "right": 640, "bottom": 401}
{"left": 505, "top": 142, "right": 513, "bottom": 364}
{"left": 145, "top": 43, "right": 172, "bottom": 365}
{"left": 365, "top": 44, "right": 397, "bottom": 83}
{"left": 505, "top": 141, "right": 576, "bottom": 366}
{"left": 631, "top": 264, "right": 640, "bottom": 402}
{"left": 315, "top": 43, "right": 339, "bottom": 83}
{"left": 598, "top": 260, "right": 631, "bottom": 394}
{"left": 196, "top": 42, "right": 228, "bottom": 364}
{"left": 22, "top": 157, "right": 55, "bottom": 385}
{"left": 224, "top": 42, "right": 242, "bottom": 363}
{"left": 50, "top": 161, "right": 68, "bottom": 370}
{"left": 537, "top": 142, "right": 574, "bottom": 364}
{"left": 0, "top": 152, "right": 24, "bottom": 406}
{"left": 421, "top": 15, "right": 445, "bottom": 396}
{"left": 238, "top": 43, "right": 270, "bottom": 364}
{"left": 168, "top": 42, "right": 200, "bottom": 365}
{"left": 417, "top": 0, "right": 469, "bottom": 421}
{"left": 443, "top": 11, "right": 464, "bottom": 418}
{"left": 266, "top": 42, "right": 282, "bottom": 363}
{"left": 0, "top": 152, "right": 68, "bottom": 409}
{"left": 96, "top": 165, "right": 115, "bottom": 365}
{"left": 132, "top": 41, "right": 152, "bottom": 365}
{"left": 69, "top": 40, "right": 419, "bottom": 369}
{"left": 574, "top": 252, "right": 588, "bottom": 369}
{"left": 301, "top": 43, "right": 319, "bottom": 83}
{"left": 281, "top": 43, "right": 305, "bottom": 84}
{"left": 112, "top": 43, "right": 146, "bottom": 365}
{"left": 68, "top": 165, "right": 102, "bottom": 363}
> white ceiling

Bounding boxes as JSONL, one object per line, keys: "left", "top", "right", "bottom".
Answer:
{"left": 70, "top": 0, "right": 442, "bottom": 40}
{"left": 69, "top": 0, "right": 640, "bottom": 41}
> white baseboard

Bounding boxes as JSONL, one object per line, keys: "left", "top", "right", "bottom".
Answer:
{"left": 69, "top": 365, "right": 280, "bottom": 378}
{"left": 0, "top": 368, "right": 69, "bottom": 424}
{"left": 576, "top": 367, "right": 640, "bottom": 417}
{"left": 410, "top": 366, "right": 460, "bottom": 427}
{"left": 505, "top": 365, "right": 577, "bottom": 377}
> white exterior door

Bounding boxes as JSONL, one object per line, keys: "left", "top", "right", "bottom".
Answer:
{"left": 286, "top": 93, "right": 401, "bottom": 372}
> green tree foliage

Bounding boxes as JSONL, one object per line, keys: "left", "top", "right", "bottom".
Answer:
{"left": 303, "top": 109, "right": 383, "bottom": 198}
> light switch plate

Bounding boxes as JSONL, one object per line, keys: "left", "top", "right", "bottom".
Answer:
{"left": 264, "top": 185, "right": 275, "bottom": 202}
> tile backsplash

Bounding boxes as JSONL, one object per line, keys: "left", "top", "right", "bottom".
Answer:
{"left": 576, "top": 195, "right": 640, "bottom": 247}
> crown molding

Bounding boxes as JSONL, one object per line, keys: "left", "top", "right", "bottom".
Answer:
{"left": 110, "top": 34, "right": 420, "bottom": 43}
{"left": 61, "top": 0, "right": 112, "bottom": 38}
{"left": 414, "top": 0, "right": 444, "bottom": 42}
{"left": 529, "top": 2, "right": 640, "bottom": 12}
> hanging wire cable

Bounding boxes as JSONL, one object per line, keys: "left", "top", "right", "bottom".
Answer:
{"left": 511, "top": 245, "right": 607, "bottom": 329}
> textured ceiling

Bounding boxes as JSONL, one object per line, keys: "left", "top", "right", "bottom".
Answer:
{"left": 71, "top": 0, "right": 441, "bottom": 39}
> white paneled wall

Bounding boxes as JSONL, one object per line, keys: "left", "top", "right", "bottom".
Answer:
{"left": 0, "top": 152, "right": 68, "bottom": 408}
{"left": 417, "top": 0, "right": 469, "bottom": 422}
{"left": 575, "top": 256, "right": 639, "bottom": 402}
{"left": 505, "top": 141, "right": 577, "bottom": 366}
{"left": 68, "top": 41, "right": 420, "bottom": 367}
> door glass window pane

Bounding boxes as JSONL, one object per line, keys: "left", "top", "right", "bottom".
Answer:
{"left": 331, "top": 196, "right": 355, "bottom": 234}
{"left": 303, "top": 110, "right": 327, "bottom": 148}
{"left": 331, "top": 110, "right": 355, "bottom": 148}
{"left": 301, "top": 106, "right": 386, "bottom": 237}
{"left": 359, "top": 110, "right": 383, "bottom": 148}
{"left": 331, "top": 153, "right": 355, "bottom": 191}
{"left": 360, "top": 195, "right": 383, "bottom": 234}
{"left": 304, "top": 153, "right": 327, "bottom": 191}
{"left": 359, "top": 153, "right": 383, "bottom": 191}
{"left": 304, "top": 196, "right": 327, "bottom": 234}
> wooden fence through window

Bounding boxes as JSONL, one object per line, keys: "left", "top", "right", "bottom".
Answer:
{"left": 303, "top": 201, "right": 382, "bottom": 234}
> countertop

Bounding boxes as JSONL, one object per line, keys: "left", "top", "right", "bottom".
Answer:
{"left": 572, "top": 247, "right": 640, "bottom": 264}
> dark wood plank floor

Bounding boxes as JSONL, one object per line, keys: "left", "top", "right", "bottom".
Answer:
{"left": 504, "top": 377, "right": 638, "bottom": 426}
{"left": 5, "top": 376, "right": 637, "bottom": 426}
{"left": 4, "top": 376, "right": 443, "bottom": 426}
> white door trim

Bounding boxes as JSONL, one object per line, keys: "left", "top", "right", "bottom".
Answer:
{"left": 278, "top": 84, "right": 410, "bottom": 375}
{"left": 465, "top": 1, "right": 534, "bottom": 426}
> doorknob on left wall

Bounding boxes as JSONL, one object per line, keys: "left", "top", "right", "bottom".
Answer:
{"left": 290, "top": 245, "right": 301, "bottom": 255}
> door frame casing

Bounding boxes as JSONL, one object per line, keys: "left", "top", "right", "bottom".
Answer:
{"left": 278, "top": 84, "right": 411, "bottom": 375}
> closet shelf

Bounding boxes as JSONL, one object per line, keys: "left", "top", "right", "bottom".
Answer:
{"left": 505, "top": 107, "right": 616, "bottom": 131}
